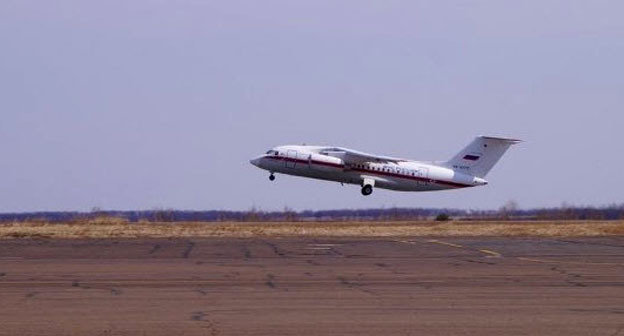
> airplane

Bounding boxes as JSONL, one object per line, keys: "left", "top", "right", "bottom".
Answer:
{"left": 250, "top": 136, "right": 521, "bottom": 196}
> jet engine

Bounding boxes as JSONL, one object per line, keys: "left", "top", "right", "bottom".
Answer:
{"left": 309, "top": 153, "right": 344, "bottom": 172}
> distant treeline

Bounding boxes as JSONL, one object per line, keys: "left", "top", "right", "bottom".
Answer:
{"left": 1, "top": 204, "right": 623, "bottom": 222}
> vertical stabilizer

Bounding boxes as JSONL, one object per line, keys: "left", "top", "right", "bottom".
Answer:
{"left": 445, "top": 136, "right": 521, "bottom": 178}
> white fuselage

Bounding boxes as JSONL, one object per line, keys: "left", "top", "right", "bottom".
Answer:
{"left": 250, "top": 145, "right": 488, "bottom": 192}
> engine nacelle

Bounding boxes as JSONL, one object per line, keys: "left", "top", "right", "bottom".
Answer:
{"left": 309, "top": 153, "right": 344, "bottom": 171}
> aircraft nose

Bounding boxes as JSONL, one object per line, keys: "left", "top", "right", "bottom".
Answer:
{"left": 250, "top": 156, "right": 262, "bottom": 167}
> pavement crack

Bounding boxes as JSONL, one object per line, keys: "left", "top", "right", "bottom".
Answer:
{"left": 148, "top": 244, "right": 161, "bottom": 255}
{"left": 25, "top": 291, "right": 38, "bottom": 298}
{"left": 190, "top": 311, "right": 220, "bottom": 335}
{"left": 242, "top": 246, "right": 252, "bottom": 259}
{"left": 191, "top": 311, "right": 207, "bottom": 321}
{"left": 463, "top": 259, "right": 496, "bottom": 265}
{"left": 71, "top": 280, "right": 91, "bottom": 289}
{"left": 264, "top": 241, "right": 287, "bottom": 257}
{"left": 570, "top": 308, "right": 624, "bottom": 315}
{"left": 330, "top": 248, "right": 345, "bottom": 257}
{"left": 337, "top": 276, "right": 376, "bottom": 296}
{"left": 555, "top": 239, "right": 624, "bottom": 249}
{"left": 182, "top": 241, "right": 195, "bottom": 258}
{"left": 265, "top": 273, "right": 276, "bottom": 288}
{"left": 549, "top": 266, "right": 587, "bottom": 287}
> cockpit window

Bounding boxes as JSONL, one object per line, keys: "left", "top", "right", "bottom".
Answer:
{"left": 266, "top": 150, "right": 279, "bottom": 155}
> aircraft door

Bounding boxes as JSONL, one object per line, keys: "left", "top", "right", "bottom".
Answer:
{"left": 297, "top": 152, "right": 311, "bottom": 169}
{"left": 415, "top": 167, "right": 429, "bottom": 185}
{"left": 286, "top": 150, "right": 297, "bottom": 168}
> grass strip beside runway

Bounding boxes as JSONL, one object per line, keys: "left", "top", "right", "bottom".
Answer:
{"left": 1, "top": 219, "right": 623, "bottom": 239}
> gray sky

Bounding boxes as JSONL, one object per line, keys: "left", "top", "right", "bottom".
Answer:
{"left": 1, "top": 1, "right": 623, "bottom": 212}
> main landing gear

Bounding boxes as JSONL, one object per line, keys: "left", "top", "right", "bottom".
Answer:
{"left": 269, "top": 174, "right": 275, "bottom": 181}
{"left": 361, "top": 184, "right": 373, "bottom": 196}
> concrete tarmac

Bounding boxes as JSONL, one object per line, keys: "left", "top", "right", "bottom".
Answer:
{"left": 1, "top": 237, "right": 623, "bottom": 335}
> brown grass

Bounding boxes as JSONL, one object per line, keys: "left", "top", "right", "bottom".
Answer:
{"left": 1, "top": 219, "right": 624, "bottom": 239}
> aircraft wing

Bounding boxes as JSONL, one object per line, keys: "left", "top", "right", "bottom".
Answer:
{"left": 320, "top": 147, "right": 407, "bottom": 164}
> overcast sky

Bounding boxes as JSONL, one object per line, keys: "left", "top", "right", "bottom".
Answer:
{"left": 1, "top": 1, "right": 623, "bottom": 212}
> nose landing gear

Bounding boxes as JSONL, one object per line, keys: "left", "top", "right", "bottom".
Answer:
{"left": 269, "top": 174, "right": 275, "bottom": 181}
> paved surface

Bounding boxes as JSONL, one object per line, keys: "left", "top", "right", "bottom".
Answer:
{"left": 1, "top": 237, "right": 623, "bottom": 335}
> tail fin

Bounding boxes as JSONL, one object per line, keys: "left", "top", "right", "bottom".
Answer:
{"left": 445, "top": 136, "right": 521, "bottom": 178}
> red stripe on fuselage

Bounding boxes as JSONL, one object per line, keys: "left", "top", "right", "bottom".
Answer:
{"left": 263, "top": 155, "right": 471, "bottom": 188}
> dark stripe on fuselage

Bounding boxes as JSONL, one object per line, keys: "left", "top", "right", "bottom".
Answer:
{"left": 263, "top": 155, "right": 471, "bottom": 188}
{"left": 349, "top": 168, "right": 469, "bottom": 188}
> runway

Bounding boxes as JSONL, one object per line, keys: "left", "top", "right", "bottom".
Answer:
{"left": 1, "top": 237, "right": 623, "bottom": 335}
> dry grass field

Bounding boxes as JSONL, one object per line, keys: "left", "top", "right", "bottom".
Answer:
{"left": 1, "top": 218, "right": 623, "bottom": 239}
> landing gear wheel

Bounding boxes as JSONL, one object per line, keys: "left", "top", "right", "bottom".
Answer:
{"left": 361, "top": 184, "right": 373, "bottom": 196}
{"left": 269, "top": 174, "right": 275, "bottom": 181}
